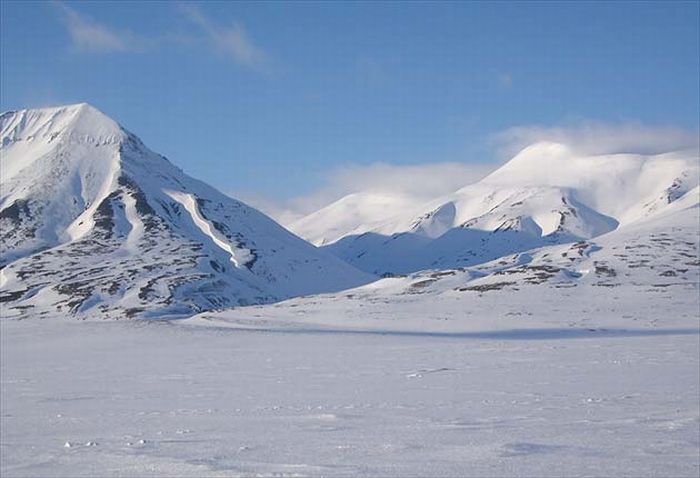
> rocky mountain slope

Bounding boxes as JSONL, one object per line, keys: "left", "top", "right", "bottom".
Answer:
{"left": 0, "top": 104, "right": 372, "bottom": 319}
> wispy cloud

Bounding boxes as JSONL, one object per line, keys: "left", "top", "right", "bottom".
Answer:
{"left": 53, "top": 2, "right": 268, "bottom": 70}
{"left": 244, "top": 121, "right": 700, "bottom": 225}
{"left": 178, "top": 3, "right": 267, "bottom": 69}
{"left": 54, "top": 2, "right": 133, "bottom": 53}
{"left": 326, "top": 162, "right": 493, "bottom": 198}
{"left": 494, "top": 122, "right": 700, "bottom": 157}
{"left": 239, "top": 162, "right": 496, "bottom": 224}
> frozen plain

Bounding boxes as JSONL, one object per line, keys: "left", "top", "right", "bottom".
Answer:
{"left": 2, "top": 282, "right": 698, "bottom": 477}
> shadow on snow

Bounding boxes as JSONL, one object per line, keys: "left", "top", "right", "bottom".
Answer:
{"left": 193, "top": 325, "right": 700, "bottom": 341}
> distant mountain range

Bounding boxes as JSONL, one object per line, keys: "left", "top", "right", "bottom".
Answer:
{"left": 1, "top": 103, "right": 697, "bottom": 320}
{"left": 291, "top": 142, "right": 698, "bottom": 275}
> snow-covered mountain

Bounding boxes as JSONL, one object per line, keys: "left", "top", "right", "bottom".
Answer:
{"left": 194, "top": 184, "right": 699, "bottom": 333}
{"left": 0, "top": 104, "right": 372, "bottom": 319}
{"left": 376, "top": 184, "right": 699, "bottom": 298}
{"left": 296, "top": 142, "right": 699, "bottom": 275}
{"left": 289, "top": 191, "right": 423, "bottom": 246}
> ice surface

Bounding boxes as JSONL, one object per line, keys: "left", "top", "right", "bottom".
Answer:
{"left": 2, "top": 284, "right": 698, "bottom": 477}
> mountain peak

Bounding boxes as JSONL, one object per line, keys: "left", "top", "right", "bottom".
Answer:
{"left": 1, "top": 104, "right": 371, "bottom": 319}
{"left": 294, "top": 143, "right": 699, "bottom": 275}
{"left": 1, "top": 102, "right": 124, "bottom": 148}
{"left": 1, "top": 103, "right": 128, "bottom": 186}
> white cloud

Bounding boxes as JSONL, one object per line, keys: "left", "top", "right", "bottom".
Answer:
{"left": 243, "top": 121, "right": 700, "bottom": 225}
{"left": 495, "top": 122, "right": 699, "bottom": 157}
{"left": 178, "top": 3, "right": 267, "bottom": 69}
{"left": 235, "top": 192, "right": 309, "bottom": 226}
{"left": 239, "top": 162, "right": 496, "bottom": 224}
{"left": 327, "top": 162, "right": 493, "bottom": 197}
{"left": 55, "top": 2, "right": 133, "bottom": 53}
{"left": 53, "top": 2, "right": 266, "bottom": 69}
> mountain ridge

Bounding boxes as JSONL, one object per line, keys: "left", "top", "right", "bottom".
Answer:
{"left": 294, "top": 142, "right": 699, "bottom": 275}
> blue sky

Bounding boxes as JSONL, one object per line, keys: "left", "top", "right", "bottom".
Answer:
{"left": 1, "top": 1, "right": 698, "bottom": 217}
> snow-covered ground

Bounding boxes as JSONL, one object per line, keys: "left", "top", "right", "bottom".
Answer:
{"left": 2, "top": 276, "right": 699, "bottom": 477}
{"left": 2, "top": 103, "right": 698, "bottom": 476}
